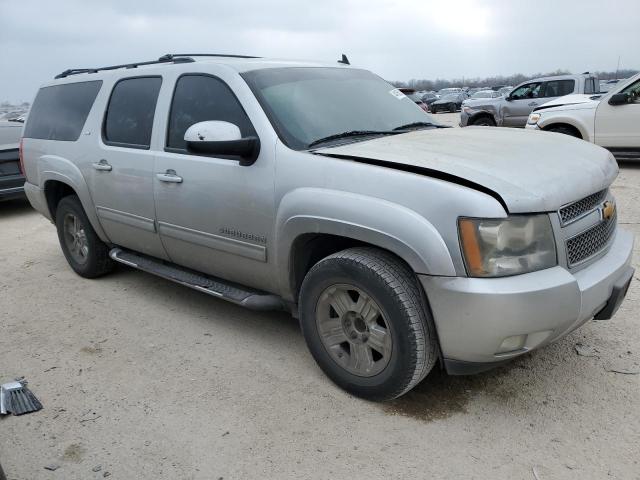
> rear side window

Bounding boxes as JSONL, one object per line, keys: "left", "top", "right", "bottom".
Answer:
{"left": 542, "top": 80, "right": 575, "bottom": 98}
{"left": 103, "top": 77, "right": 162, "bottom": 148}
{"left": 24, "top": 81, "right": 102, "bottom": 141}
{"left": 166, "top": 74, "right": 255, "bottom": 150}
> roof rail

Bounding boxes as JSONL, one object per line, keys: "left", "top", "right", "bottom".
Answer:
{"left": 54, "top": 53, "right": 260, "bottom": 79}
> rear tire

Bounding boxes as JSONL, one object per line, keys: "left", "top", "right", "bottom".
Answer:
{"left": 299, "top": 247, "right": 438, "bottom": 401}
{"left": 449, "top": 103, "right": 457, "bottom": 113}
{"left": 547, "top": 125, "right": 581, "bottom": 138}
{"left": 55, "top": 195, "right": 114, "bottom": 278}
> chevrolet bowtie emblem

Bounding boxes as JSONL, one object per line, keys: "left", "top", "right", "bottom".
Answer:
{"left": 602, "top": 200, "right": 616, "bottom": 221}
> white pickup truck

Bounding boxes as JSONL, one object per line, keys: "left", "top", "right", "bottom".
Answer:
{"left": 526, "top": 73, "right": 640, "bottom": 160}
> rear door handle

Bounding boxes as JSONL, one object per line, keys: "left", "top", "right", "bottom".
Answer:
{"left": 156, "top": 169, "right": 183, "bottom": 183}
{"left": 92, "top": 159, "right": 112, "bottom": 171}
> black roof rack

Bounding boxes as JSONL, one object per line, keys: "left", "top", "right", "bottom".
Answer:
{"left": 54, "top": 53, "right": 261, "bottom": 79}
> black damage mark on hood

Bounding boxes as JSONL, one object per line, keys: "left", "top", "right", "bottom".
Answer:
{"left": 313, "top": 152, "right": 509, "bottom": 212}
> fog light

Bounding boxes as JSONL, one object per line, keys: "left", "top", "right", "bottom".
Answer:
{"left": 497, "top": 335, "right": 527, "bottom": 354}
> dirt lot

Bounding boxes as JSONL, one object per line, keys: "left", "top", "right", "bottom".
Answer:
{"left": 1, "top": 118, "right": 639, "bottom": 479}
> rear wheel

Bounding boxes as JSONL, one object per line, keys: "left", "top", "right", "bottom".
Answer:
{"left": 299, "top": 247, "right": 438, "bottom": 401}
{"left": 55, "top": 195, "right": 114, "bottom": 278}
{"left": 449, "top": 103, "right": 457, "bottom": 113}
{"left": 547, "top": 125, "right": 581, "bottom": 138}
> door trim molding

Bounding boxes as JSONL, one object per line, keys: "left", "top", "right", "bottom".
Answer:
{"left": 96, "top": 206, "right": 157, "bottom": 233}
{"left": 157, "top": 221, "right": 267, "bottom": 262}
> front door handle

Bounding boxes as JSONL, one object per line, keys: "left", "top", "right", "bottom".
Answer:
{"left": 156, "top": 169, "right": 183, "bottom": 183}
{"left": 93, "top": 159, "right": 112, "bottom": 171}
{"left": 528, "top": 102, "right": 538, "bottom": 107}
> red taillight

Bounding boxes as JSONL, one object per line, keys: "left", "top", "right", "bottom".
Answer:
{"left": 18, "top": 137, "right": 25, "bottom": 175}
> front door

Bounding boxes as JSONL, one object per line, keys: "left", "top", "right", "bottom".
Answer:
{"left": 502, "top": 82, "right": 542, "bottom": 127}
{"left": 153, "top": 73, "right": 276, "bottom": 291}
{"left": 85, "top": 76, "right": 168, "bottom": 259}
{"left": 595, "top": 77, "right": 640, "bottom": 151}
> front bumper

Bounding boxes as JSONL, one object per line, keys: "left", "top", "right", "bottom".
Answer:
{"left": 419, "top": 228, "right": 634, "bottom": 372}
{"left": 459, "top": 109, "right": 471, "bottom": 127}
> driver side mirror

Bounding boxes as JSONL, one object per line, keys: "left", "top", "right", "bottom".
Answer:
{"left": 184, "top": 120, "right": 260, "bottom": 166}
{"left": 505, "top": 95, "right": 513, "bottom": 101}
{"left": 608, "top": 93, "right": 630, "bottom": 106}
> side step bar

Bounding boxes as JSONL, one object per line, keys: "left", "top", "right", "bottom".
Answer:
{"left": 109, "top": 248, "right": 284, "bottom": 311}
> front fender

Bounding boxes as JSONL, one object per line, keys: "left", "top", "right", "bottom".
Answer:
{"left": 538, "top": 116, "right": 591, "bottom": 141}
{"left": 38, "top": 155, "right": 110, "bottom": 243}
{"left": 275, "top": 188, "right": 456, "bottom": 301}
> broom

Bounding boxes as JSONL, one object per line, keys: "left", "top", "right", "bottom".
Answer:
{"left": 0, "top": 379, "right": 43, "bottom": 416}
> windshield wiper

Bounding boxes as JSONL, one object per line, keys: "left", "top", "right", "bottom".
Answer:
{"left": 393, "top": 121, "right": 445, "bottom": 131}
{"left": 307, "top": 130, "right": 398, "bottom": 149}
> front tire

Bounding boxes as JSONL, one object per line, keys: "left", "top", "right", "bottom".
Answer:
{"left": 449, "top": 103, "right": 457, "bottom": 113}
{"left": 470, "top": 115, "right": 496, "bottom": 126}
{"left": 55, "top": 195, "right": 114, "bottom": 278}
{"left": 299, "top": 247, "right": 438, "bottom": 401}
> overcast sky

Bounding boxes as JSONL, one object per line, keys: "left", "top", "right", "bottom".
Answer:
{"left": 1, "top": 0, "right": 638, "bottom": 102}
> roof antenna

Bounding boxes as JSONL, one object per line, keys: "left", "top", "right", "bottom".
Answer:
{"left": 338, "top": 54, "right": 350, "bottom": 65}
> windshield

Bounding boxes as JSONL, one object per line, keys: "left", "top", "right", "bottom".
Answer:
{"left": 440, "top": 94, "right": 460, "bottom": 101}
{"left": 242, "top": 67, "right": 435, "bottom": 150}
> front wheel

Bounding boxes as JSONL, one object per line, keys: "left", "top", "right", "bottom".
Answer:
{"left": 449, "top": 103, "right": 457, "bottom": 113}
{"left": 547, "top": 125, "right": 581, "bottom": 138}
{"left": 55, "top": 195, "right": 114, "bottom": 278}
{"left": 299, "top": 247, "right": 438, "bottom": 401}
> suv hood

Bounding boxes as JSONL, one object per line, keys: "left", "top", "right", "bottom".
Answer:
{"left": 534, "top": 93, "right": 601, "bottom": 112}
{"left": 315, "top": 127, "right": 617, "bottom": 213}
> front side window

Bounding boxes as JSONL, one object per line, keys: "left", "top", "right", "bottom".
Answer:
{"left": 166, "top": 75, "right": 256, "bottom": 150}
{"left": 103, "top": 77, "right": 162, "bottom": 148}
{"left": 510, "top": 82, "right": 542, "bottom": 100}
{"left": 24, "top": 81, "right": 102, "bottom": 141}
{"left": 542, "top": 80, "right": 575, "bottom": 98}
{"left": 621, "top": 79, "right": 640, "bottom": 103}
{"left": 242, "top": 67, "right": 435, "bottom": 150}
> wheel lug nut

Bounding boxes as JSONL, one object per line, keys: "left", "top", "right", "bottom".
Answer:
{"left": 350, "top": 332, "right": 358, "bottom": 339}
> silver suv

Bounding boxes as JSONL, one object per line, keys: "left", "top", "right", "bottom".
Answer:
{"left": 21, "top": 54, "right": 633, "bottom": 400}
{"left": 460, "top": 73, "right": 600, "bottom": 127}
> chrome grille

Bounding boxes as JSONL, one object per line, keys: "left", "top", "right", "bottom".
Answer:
{"left": 559, "top": 189, "right": 607, "bottom": 225}
{"left": 566, "top": 212, "right": 616, "bottom": 266}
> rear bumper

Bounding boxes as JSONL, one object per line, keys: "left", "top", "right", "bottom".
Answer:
{"left": 23, "top": 181, "right": 51, "bottom": 220}
{"left": 419, "top": 228, "right": 634, "bottom": 372}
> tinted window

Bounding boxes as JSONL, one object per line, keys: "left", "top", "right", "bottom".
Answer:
{"left": 542, "top": 80, "right": 575, "bottom": 98}
{"left": 24, "top": 81, "right": 102, "bottom": 141}
{"left": 103, "top": 77, "right": 162, "bottom": 148}
{"left": 622, "top": 79, "right": 640, "bottom": 103}
{"left": 167, "top": 75, "right": 255, "bottom": 150}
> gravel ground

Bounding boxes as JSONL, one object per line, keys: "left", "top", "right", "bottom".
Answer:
{"left": 1, "top": 120, "right": 639, "bottom": 479}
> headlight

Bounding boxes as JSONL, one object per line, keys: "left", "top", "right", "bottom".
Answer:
{"left": 527, "top": 113, "right": 541, "bottom": 125}
{"left": 462, "top": 106, "right": 475, "bottom": 114}
{"left": 458, "top": 215, "right": 557, "bottom": 277}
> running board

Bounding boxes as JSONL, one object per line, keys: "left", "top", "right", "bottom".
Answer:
{"left": 109, "top": 248, "right": 284, "bottom": 311}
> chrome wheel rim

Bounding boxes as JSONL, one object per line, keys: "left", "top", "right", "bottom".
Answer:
{"left": 315, "top": 284, "right": 392, "bottom": 377}
{"left": 63, "top": 213, "right": 89, "bottom": 264}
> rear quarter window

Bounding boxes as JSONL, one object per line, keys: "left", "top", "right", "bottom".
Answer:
{"left": 23, "top": 81, "right": 102, "bottom": 141}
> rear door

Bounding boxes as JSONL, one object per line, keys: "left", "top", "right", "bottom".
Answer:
{"left": 501, "top": 82, "right": 542, "bottom": 127}
{"left": 595, "top": 77, "right": 640, "bottom": 152}
{"left": 85, "top": 76, "right": 169, "bottom": 259}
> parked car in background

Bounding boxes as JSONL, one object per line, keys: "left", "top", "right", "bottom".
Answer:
{"left": 420, "top": 91, "right": 439, "bottom": 108}
{"left": 21, "top": 54, "right": 633, "bottom": 401}
{"left": 498, "top": 86, "right": 513, "bottom": 96}
{"left": 430, "top": 92, "right": 468, "bottom": 113}
{"left": 398, "top": 88, "right": 430, "bottom": 113}
{"left": 460, "top": 73, "right": 600, "bottom": 127}
{"left": 0, "top": 119, "right": 25, "bottom": 201}
{"left": 437, "top": 87, "right": 462, "bottom": 96}
{"left": 526, "top": 73, "right": 640, "bottom": 160}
